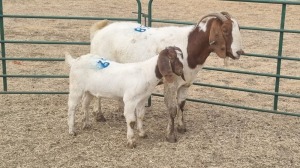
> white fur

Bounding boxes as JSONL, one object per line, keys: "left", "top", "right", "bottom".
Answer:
{"left": 66, "top": 51, "right": 183, "bottom": 148}
{"left": 91, "top": 23, "right": 197, "bottom": 82}
{"left": 231, "top": 19, "right": 243, "bottom": 58}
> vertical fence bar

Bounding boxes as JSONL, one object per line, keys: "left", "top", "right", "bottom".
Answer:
{"left": 273, "top": 3, "right": 286, "bottom": 110}
{"left": 0, "top": 0, "right": 7, "bottom": 91}
{"left": 146, "top": 0, "right": 154, "bottom": 107}
{"left": 136, "top": 0, "right": 142, "bottom": 24}
{"left": 147, "top": 0, "right": 153, "bottom": 27}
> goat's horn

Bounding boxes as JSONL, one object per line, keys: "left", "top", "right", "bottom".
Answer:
{"left": 196, "top": 13, "right": 228, "bottom": 27}
{"left": 220, "top": 11, "right": 232, "bottom": 19}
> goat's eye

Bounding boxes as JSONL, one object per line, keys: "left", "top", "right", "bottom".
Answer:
{"left": 210, "top": 41, "right": 217, "bottom": 45}
{"left": 222, "top": 28, "right": 230, "bottom": 36}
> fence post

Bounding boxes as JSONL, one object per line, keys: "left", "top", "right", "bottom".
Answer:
{"left": 0, "top": 0, "right": 7, "bottom": 91}
{"left": 147, "top": 0, "right": 153, "bottom": 27}
{"left": 273, "top": 3, "right": 286, "bottom": 110}
{"left": 136, "top": 0, "right": 142, "bottom": 24}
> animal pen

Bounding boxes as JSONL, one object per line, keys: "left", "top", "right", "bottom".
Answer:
{"left": 0, "top": 0, "right": 299, "bottom": 116}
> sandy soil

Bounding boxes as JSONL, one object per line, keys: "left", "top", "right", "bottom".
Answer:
{"left": 1, "top": 0, "right": 300, "bottom": 167}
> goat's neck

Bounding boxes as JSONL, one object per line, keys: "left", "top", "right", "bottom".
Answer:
{"left": 186, "top": 22, "right": 212, "bottom": 69}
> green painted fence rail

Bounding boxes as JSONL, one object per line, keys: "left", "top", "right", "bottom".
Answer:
{"left": 1, "top": 0, "right": 299, "bottom": 116}
{"left": 0, "top": 0, "right": 142, "bottom": 92}
{"left": 0, "top": 14, "right": 140, "bottom": 21}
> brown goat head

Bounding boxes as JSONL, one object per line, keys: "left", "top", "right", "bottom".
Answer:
{"left": 209, "top": 19, "right": 233, "bottom": 58}
{"left": 157, "top": 46, "right": 184, "bottom": 83}
{"left": 197, "top": 12, "right": 244, "bottom": 60}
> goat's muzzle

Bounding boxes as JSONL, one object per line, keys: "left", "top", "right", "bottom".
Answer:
{"left": 227, "top": 49, "right": 244, "bottom": 60}
{"left": 237, "top": 49, "right": 245, "bottom": 56}
{"left": 174, "top": 68, "right": 185, "bottom": 81}
{"left": 181, "top": 73, "right": 186, "bottom": 81}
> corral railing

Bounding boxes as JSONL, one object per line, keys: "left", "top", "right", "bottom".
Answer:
{"left": 0, "top": 0, "right": 142, "bottom": 95}
{"left": 1, "top": 0, "right": 299, "bottom": 116}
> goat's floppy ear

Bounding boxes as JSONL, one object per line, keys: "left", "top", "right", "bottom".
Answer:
{"left": 157, "top": 48, "right": 174, "bottom": 83}
{"left": 209, "top": 19, "right": 226, "bottom": 58}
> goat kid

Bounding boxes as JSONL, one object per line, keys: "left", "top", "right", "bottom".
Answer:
{"left": 66, "top": 46, "right": 184, "bottom": 148}
{"left": 90, "top": 12, "right": 245, "bottom": 143}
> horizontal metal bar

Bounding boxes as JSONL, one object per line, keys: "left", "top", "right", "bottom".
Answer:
{"left": 203, "top": 67, "right": 300, "bottom": 80}
{"left": 240, "top": 26, "right": 300, "bottom": 33}
{"left": 193, "top": 82, "right": 300, "bottom": 99}
{"left": 0, "top": 74, "right": 68, "bottom": 78}
{"left": 0, "top": 14, "right": 139, "bottom": 21}
{"left": 0, "top": 40, "right": 89, "bottom": 45}
{"left": 151, "top": 18, "right": 194, "bottom": 25}
{"left": 150, "top": 19, "right": 300, "bottom": 34}
{"left": 222, "top": 0, "right": 300, "bottom": 5}
{"left": 245, "top": 53, "right": 300, "bottom": 61}
{"left": 0, "top": 91, "right": 68, "bottom": 94}
{"left": 1, "top": 53, "right": 299, "bottom": 62}
{"left": 151, "top": 93, "right": 300, "bottom": 117}
{"left": 0, "top": 57, "right": 64, "bottom": 61}
{"left": 1, "top": 67, "right": 299, "bottom": 81}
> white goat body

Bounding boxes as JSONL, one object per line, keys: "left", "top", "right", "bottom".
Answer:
{"left": 67, "top": 54, "right": 159, "bottom": 99}
{"left": 91, "top": 22, "right": 192, "bottom": 67}
{"left": 66, "top": 47, "right": 184, "bottom": 148}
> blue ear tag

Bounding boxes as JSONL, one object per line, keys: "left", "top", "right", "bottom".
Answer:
{"left": 97, "top": 58, "right": 110, "bottom": 69}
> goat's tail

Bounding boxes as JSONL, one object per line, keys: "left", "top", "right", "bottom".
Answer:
{"left": 64, "top": 52, "right": 76, "bottom": 67}
{"left": 90, "top": 20, "right": 109, "bottom": 40}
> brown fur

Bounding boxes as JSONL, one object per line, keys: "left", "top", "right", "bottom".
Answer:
{"left": 187, "top": 17, "right": 235, "bottom": 69}
{"left": 222, "top": 20, "right": 235, "bottom": 59}
{"left": 209, "top": 19, "right": 227, "bottom": 58}
{"left": 129, "top": 121, "right": 135, "bottom": 129}
{"left": 90, "top": 20, "right": 109, "bottom": 40}
{"left": 155, "top": 47, "right": 184, "bottom": 83}
{"left": 187, "top": 21, "right": 211, "bottom": 69}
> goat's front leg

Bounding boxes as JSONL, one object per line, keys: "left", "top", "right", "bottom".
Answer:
{"left": 176, "top": 85, "right": 189, "bottom": 133}
{"left": 94, "top": 98, "right": 106, "bottom": 122}
{"left": 136, "top": 100, "right": 147, "bottom": 138}
{"left": 164, "top": 82, "right": 178, "bottom": 143}
{"left": 124, "top": 102, "right": 137, "bottom": 148}
{"left": 117, "top": 99, "right": 124, "bottom": 113}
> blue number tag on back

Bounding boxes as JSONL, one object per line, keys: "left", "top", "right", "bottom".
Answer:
{"left": 134, "top": 25, "right": 148, "bottom": 32}
{"left": 97, "top": 58, "right": 110, "bottom": 69}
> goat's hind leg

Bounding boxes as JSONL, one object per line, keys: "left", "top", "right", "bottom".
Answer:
{"left": 82, "top": 92, "right": 93, "bottom": 130}
{"left": 94, "top": 98, "right": 106, "bottom": 122}
{"left": 68, "top": 90, "right": 83, "bottom": 136}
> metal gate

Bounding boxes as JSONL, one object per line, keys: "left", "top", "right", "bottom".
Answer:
{"left": 1, "top": 0, "right": 299, "bottom": 116}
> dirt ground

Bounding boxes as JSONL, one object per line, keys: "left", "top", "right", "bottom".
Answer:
{"left": 1, "top": 0, "right": 300, "bottom": 167}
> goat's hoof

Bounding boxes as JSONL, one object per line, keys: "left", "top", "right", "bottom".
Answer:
{"left": 166, "top": 134, "right": 177, "bottom": 143}
{"left": 95, "top": 114, "right": 106, "bottom": 122}
{"left": 82, "top": 123, "right": 92, "bottom": 130}
{"left": 69, "top": 131, "right": 77, "bottom": 136}
{"left": 177, "top": 125, "right": 187, "bottom": 133}
{"left": 139, "top": 133, "right": 148, "bottom": 139}
{"left": 127, "top": 141, "right": 137, "bottom": 149}
{"left": 116, "top": 107, "right": 124, "bottom": 113}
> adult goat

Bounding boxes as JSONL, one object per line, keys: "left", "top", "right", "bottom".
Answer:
{"left": 90, "top": 12, "right": 244, "bottom": 142}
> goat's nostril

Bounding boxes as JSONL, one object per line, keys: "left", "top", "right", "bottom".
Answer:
{"left": 237, "top": 50, "right": 245, "bottom": 55}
